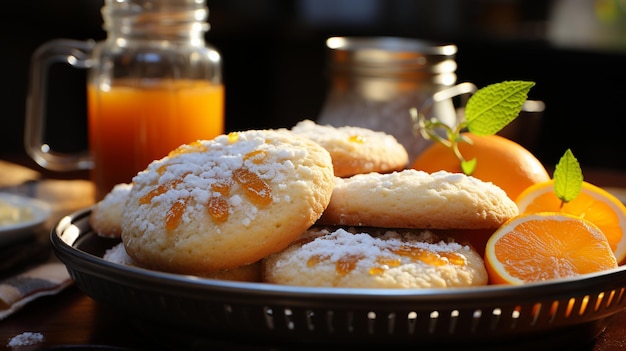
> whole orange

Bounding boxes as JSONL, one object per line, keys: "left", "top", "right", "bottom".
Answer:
{"left": 411, "top": 133, "right": 550, "bottom": 200}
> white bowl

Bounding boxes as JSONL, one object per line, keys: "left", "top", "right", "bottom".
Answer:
{"left": 0, "top": 193, "right": 51, "bottom": 246}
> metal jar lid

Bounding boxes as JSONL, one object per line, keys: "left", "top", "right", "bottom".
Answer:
{"left": 326, "top": 36, "right": 457, "bottom": 79}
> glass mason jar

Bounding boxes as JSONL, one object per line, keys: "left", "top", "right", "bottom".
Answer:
{"left": 316, "top": 36, "right": 458, "bottom": 163}
{"left": 25, "top": 0, "right": 224, "bottom": 201}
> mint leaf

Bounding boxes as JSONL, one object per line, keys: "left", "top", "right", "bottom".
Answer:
{"left": 553, "top": 149, "right": 583, "bottom": 203}
{"left": 461, "top": 158, "right": 477, "bottom": 175}
{"left": 465, "top": 81, "right": 535, "bottom": 136}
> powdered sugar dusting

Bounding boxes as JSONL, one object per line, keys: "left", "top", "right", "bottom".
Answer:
{"left": 130, "top": 130, "right": 307, "bottom": 228}
{"left": 103, "top": 242, "right": 136, "bottom": 266}
{"left": 292, "top": 119, "right": 401, "bottom": 146}
{"left": 278, "top": 228, "right": 469, "bottom": 270}
{"left": 7, "top": 332, "right": 44, "bottom": 347}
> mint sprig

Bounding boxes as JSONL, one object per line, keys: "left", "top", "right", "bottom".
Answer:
{"left": 553, "top": 148, "right": 583, "bottom": 206}
{"left": 413, "top": 80, "right": 535, "bottom": 175}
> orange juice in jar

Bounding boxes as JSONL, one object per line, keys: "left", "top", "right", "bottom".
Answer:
{"left": 88, "top": 79, "right": 224, "bottom": 200}
{"left": 24, "top": 0, "right": 224, "bottom": 202}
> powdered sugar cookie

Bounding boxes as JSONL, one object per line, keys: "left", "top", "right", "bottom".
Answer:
{"left": 103, "top": 242, "right": 136, "bottom": 266}
{"left": 291, "top": 119, "right": 408, "bottom": 177}
{"left": 103, "top": 242, "right": 262, "bottom": 282}
{"left": 90, "top": 183, "right": 132, "bottom": 238}
{"left": 121, "top": 130, "right": 335, "bottom": 275}
{"left": 317, "top": 169, "right": 518, "bottom": 229}
{"left": 262, "top": 227, "right": 488, "bottom": 288}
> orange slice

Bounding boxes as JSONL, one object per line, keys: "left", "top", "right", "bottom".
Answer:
{"left": 485, "top": 212, "right": 618, "bottom": 285}
{"left": 516, "top": 180, "right": 626, "bottom": 263}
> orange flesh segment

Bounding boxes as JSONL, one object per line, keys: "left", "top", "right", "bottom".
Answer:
{"left": 486, "top": 213, "right": 618, "bottom": 285}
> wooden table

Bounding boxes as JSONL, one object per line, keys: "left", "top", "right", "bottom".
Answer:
{"left": 2, "top": 154, "right": 626, "bottom": 351}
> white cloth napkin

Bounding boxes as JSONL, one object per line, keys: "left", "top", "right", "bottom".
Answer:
{"left": 0, "top": 262, "right": 73, "bottom": 320}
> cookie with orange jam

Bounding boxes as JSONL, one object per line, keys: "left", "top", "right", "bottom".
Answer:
{"left": 120, "top": 130, "right": 335, "bottom": 275}
{"left": 104, "top": 242, "right": 263, "bottom": 282}
{"left": 262, "top": 227, "right": 488, "bottom": 288}
{"left": 291, "top": 119, "right": 408, "bottom": 177}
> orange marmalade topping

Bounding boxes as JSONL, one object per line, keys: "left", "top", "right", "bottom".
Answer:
{"left": 227, "top": 132, "right": 239, "bottom": 143}
{"left": 207, "top": 195, "right": 229, "bottom": 223}
{"left": 392, "top": 246, "right": 465, "bottom": 267}
{"left": 369, "top": 256, "right": 402, "bottom": 275}
{"left": 211, "top": 182, "right": 232, "bottom": 196}
{"left": 307, "top": 254, "right": 329, "bottom": 268}
{"left": 336, "top": 254, "right": 364, "bottom": 276}
{"left": 139, "top": 173, "right": 189, "bottom": 204}
{"left": 168, "top": 140, "right": 207, "bottom": 157}
{"left": 243, "top": 150, "right": 268, "bottom": 164}
{"left": 348, "top": 135, "right": 366, "bottom": 143}
{"left": 206, "top": 182, "right": 232, "bottom": 222}
{"left": 232, "top": 168, "right": 272, "bottom": 206}
{"left": 439, "top": 252, "right": 467, "bottom": 266}
{"left": 156, "top": 165, "right": 168, "bottom": 175}
{"left": 306, "top": 243, "right": 466, "bottom": 276}
{"left": 165, "top": 198, "right": 188, "bottom": 230}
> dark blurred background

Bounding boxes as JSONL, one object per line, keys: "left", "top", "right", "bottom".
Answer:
{"left": 2, "top": 0, "right": 625, "bottom": 170}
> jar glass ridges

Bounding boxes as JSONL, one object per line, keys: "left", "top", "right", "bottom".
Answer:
{"left": 102, "top": 0, "right": 210, "bottom": 42}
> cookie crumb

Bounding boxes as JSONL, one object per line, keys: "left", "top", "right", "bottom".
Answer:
{"left": 7, "top": 332, "right": 44, "bottom": 347}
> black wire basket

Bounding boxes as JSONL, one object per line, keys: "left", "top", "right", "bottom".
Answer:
{"left": 51, "top": 208, "right": 626, "bottom": 350}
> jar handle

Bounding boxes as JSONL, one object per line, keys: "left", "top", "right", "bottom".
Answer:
{"left": 24, "top": 39, "right": 96, "bottom": 171}
{"left": 411, "top": 82, "right": 478, "bottom": 139}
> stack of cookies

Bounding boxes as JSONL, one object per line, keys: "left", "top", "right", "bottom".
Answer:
{"left": 93, "top": 120, "right": 518, "bottom": 288}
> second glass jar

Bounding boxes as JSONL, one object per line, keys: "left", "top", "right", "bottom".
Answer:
{"left": 316, "top": 36, "right": 458, "bottom": 163}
